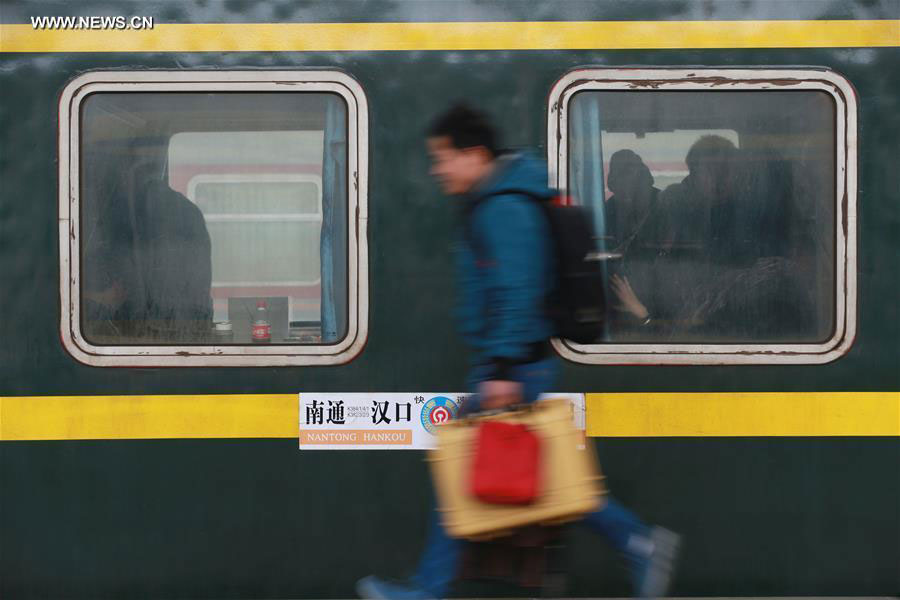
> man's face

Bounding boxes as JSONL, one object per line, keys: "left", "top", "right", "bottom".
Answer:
{"left": 693, "top": 162, "right": 731, "bottom": 203}
{"left": 427, "top": 136, "right": 491, "bottom": 196}
{"left": 607, "top": 163, "right": 637, "bottom": 200}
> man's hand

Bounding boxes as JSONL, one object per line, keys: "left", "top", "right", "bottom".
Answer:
{"left": 479, "top": 380, "right": 523, "bottom": 410}
{"left": 611, "top": 273, "right": 649, "bottom": 321}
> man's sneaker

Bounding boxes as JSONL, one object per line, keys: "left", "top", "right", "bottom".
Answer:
{"left": 356, "top": 575, "right": 437, "bottom": 600}
{"left": 634, "top": 526, "right": 681, "bottom": 598}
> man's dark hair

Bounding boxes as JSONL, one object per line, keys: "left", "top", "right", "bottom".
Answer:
{"left": 427, "top": 103, "right": 499, "bottom": 157}
{"left": 686, "top": 135, "right": 737, "bottom": 177}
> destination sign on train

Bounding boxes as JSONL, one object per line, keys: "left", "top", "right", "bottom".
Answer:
{"left": 299, "top": 393, "right": 585, "bottom": 450}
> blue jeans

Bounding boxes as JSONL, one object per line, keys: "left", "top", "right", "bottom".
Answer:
{"left": 413, "top": 358, "right": 650, "bottom": 597}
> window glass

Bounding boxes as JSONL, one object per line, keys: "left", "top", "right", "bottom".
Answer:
{"left": 80, "top": 92, "right": 348, "bottom": 345}
{"left": 568, "top": 90, "right": 836, "bottom": 343}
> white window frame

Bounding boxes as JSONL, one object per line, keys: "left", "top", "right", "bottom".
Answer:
{"left": 547, "top": 68, "right": 857, "bottom": 365}
{"left": 59, "top": 70, "right": 369, "bottom": 367}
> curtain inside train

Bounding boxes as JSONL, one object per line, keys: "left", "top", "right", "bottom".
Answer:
{"left": 320, "top": 96, "right": 349, "bottom": 343}
{"left": 569, "top": 93, "right": 608, "bottom": 253}
{"left": 568, "top": 93, "right": 610, "bottom": 340}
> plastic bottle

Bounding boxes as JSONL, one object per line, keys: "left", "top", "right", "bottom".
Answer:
{"left": 252, "top": 300, "right": 271, "bottom": 343}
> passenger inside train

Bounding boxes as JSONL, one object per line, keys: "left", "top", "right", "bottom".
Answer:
{"left": 82, "top": 142, "right": 213, "bottom": 343}
{"left": 602, "top": 149, "right": 669, "bottom": 337}
{"left": 607, "top": 135, "right": 814, "bottom": 341}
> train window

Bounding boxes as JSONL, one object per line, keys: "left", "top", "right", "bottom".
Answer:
{"left": 59, "top": 71, "right": 368, "bottom": 367}
{"left": 548, "top": 69, "right": 856, "bottom": 364}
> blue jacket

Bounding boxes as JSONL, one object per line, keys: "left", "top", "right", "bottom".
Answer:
{"left": 455, "top": 152, "right": 555, "bottom": 378}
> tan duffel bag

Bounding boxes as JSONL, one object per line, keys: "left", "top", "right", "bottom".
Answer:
{"left": 428, "top": 397, "right": 605, "bottom": 540}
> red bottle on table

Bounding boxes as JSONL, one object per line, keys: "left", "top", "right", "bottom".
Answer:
{"left": 252, "top": 300, "right": 271, "bottom": 343}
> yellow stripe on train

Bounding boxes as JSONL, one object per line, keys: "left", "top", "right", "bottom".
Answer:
{"left": 1, "top": 392, "right": 897, "bottom": 441}
{"left": 0, "top": 394, "right": 298, "bottom": 441}
{"left": 1, "top": 20, "right": 898, "bottom": 53}
{"left": 585, "top": 392, "right": 900, "bottom": 437}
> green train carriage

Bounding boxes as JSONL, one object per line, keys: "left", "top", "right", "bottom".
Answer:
{"left": 1, "top": 1, "right": 898, "bottom": 597}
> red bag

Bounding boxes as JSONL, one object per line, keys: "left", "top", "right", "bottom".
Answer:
{"left": 470, "top": 421, "right": 541, "bottom": 505}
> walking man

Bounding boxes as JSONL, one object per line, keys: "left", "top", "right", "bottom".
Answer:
{"left": 358, "top": 104, "right": 679, "bottom": 599}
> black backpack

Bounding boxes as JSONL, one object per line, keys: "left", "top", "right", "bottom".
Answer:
{"left": 466, "top": 188, "right": 606, "bottom": 344}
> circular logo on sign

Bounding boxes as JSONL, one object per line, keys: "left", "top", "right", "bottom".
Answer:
{"left": 420, "top": 396, "right": 459, "bottom": 435}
